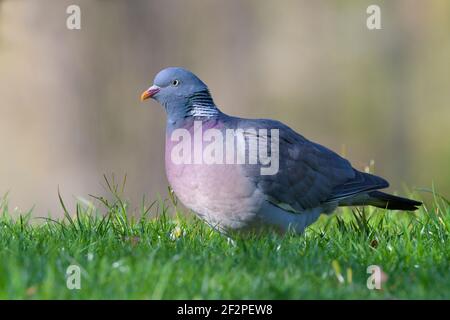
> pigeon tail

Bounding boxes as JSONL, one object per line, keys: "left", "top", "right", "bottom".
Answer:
{"left": 365, "top": 191, "right": 422, "bottom": 211}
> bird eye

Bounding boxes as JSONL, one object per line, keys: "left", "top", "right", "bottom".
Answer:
{"left": 171, "top": 79, "right": 180, "bottom": 87}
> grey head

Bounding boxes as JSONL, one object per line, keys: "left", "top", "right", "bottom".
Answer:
{"left": 141, "top": 67, "right": 219, "bottom": 122}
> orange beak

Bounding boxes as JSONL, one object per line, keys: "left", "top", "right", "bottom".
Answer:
{"left": 140, "top": 85, "right": 160, "bottom": 101}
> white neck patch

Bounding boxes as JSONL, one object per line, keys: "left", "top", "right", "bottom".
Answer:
{"left": 188, "top": 104, "right": 220, "bottom": 117}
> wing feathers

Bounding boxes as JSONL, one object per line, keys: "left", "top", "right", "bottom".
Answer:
{"left": 325, "top": 170, "right": 389, "bottom": 202}
{"left": 234, "top": 118, "right": 390, "bottom": 213}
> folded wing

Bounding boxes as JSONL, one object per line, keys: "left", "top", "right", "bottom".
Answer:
{"left": 238, "top": 119, "right": 388, "bottom": 213}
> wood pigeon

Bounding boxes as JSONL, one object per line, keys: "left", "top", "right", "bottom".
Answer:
{"left": 141, "top": 67, "right": 421, "bottom": 234}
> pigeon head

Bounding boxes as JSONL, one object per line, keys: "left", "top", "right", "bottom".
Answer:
{"left": 141, "top": 67, "right": 219, "bottom": 121}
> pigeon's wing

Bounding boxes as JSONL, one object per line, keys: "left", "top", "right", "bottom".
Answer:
{"left": 325, "top": 169, "right": 388, "bottom": 202}
{"left": 236, "top": 119, "right": 388, "bottom": 213}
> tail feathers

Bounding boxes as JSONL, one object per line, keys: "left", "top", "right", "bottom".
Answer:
{"left": 338, "top": 191, "right": 422, "bottom": 211}
{"left": 366, "top": 191, "right": 422, "bottom": 211}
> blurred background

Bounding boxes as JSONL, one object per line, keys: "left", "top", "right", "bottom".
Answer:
{"left": 0, "top": 0, "right": 449, "bottom": 217}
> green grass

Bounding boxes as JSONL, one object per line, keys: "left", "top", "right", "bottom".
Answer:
{"left": 0, "top": 179, "right": 449, "bottom": 299}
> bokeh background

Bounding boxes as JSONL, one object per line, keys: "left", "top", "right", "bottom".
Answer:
{"left": 1, "top": 0, "right": 449, "bottom": 217}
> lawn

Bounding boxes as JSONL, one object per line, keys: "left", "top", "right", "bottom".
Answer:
{"left": 0, "top": 179, "right": 448, "bottom": 299}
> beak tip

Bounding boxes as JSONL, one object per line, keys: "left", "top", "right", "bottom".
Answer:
{"left": 140, "top": 91, "right": 150, "bottom": 102}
